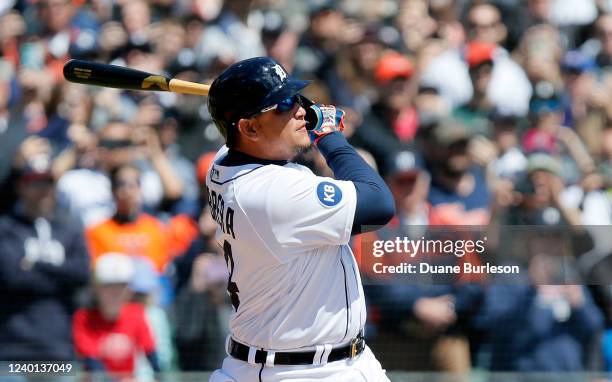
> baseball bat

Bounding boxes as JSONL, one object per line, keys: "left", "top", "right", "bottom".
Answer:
{"left": 63, "top": 59, "right": 210, "bottom": 96}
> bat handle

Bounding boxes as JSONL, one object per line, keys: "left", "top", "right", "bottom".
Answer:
{"left": 168, "top": 78, "right": 210, "bottom": 96}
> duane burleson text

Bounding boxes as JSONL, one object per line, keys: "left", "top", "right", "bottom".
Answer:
{"left": 372, "top": 262, "right": 520, "bottom": 275}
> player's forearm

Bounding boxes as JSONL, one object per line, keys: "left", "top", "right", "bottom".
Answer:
{"left": 317, "top": 132, "right": 395, "bottom": 233}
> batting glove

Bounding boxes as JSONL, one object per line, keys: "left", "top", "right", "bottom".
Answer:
{"left": 302, "top": 96, "right": 345, "bottom": 144}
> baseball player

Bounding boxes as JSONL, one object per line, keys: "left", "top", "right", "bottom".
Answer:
{"left": 205, "top": 57, "right": 395, "bottom": 381}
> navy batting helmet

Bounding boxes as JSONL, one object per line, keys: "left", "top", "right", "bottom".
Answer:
{"left": 207, "top": 57, "right": 310, "bottom": 146}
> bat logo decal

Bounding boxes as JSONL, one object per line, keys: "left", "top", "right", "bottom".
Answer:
{"left": 73, "top": 67, "right": 92, "bottom": 79}
{"left": 142, "top": 75, "right": 169, "bottom": 91}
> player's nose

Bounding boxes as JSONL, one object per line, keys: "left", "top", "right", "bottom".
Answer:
{"left": 295, "top": 104, "right": 306, "bottom": 119}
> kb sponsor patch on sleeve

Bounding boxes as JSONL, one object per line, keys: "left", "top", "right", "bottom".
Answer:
{"left": 316, "top": 181, "right": 342, "bottom": 207}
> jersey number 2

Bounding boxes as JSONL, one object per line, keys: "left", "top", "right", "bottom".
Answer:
{"left": 223, "top": 240, "right": 240, "bottom": 311}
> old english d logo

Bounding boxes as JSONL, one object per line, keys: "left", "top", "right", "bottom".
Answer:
{"left": 142, "top": 75, "right": 169, "bottom": 91}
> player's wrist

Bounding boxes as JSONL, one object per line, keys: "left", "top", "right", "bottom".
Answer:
{"left": 315, "top": 131, "right": 345, "bottom": 146}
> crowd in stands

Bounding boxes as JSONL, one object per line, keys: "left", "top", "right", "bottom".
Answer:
{"left": 1, "top": 0, "right": 612, "bottom": 380}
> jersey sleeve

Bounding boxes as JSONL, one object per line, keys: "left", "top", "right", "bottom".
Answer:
{"left": 239, "top": 168, "right": 357, "bottom": 258}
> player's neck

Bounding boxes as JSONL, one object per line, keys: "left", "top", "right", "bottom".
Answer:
{"left": 223, "top": 148, "right": 288, "bottom": 166}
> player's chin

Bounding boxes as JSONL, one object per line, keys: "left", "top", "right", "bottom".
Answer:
{"left": 291, "top": 135, "right": 314, "bottom": 157}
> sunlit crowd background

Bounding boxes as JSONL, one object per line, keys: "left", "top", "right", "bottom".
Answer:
{"left": 1, "top": 0, "right": 612, "bottom": 380}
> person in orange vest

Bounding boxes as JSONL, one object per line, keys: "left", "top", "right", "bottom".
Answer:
{"left": 86, "top": 163, "right": 197, "bottom": 273}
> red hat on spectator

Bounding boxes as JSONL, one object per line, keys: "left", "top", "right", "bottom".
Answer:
{"left": 374, "top": 51, "right": 414, "bottom": 85}
{"left": 522, "top": 129, "right": 558, "bottom": 154}
{"left": 197, "top": 151, "right": 217, "bottom": 185}
{"left": 465, "top": 42, "right": 497, "bottom": 68}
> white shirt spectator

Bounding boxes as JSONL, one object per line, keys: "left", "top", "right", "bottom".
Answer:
{"left": 421, "top": 47, "right": 532, "bottom": 116}
{"left": 57, "top": 165, "right": 166, "bottom": 228}
{"left": 57, "top": 169, "right": 114, "bottom": 228}
{"left": 421, "top": 49, "right": 473, "bottom": 109}
{"left": 561, "top": 185, "right": 612, "bottom": 226}
{"left": 489, "top": 147, "right": 528, "bottom": 180}
{"left": 550, "top": 0, "right": 598, "bottom": 27}
{"left": 488, "top": 51, "right": 533, "bottom": 116}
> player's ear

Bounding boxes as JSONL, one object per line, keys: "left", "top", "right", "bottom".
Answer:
{"left": 236, "top": 118, "right": 259, "bottom": 142}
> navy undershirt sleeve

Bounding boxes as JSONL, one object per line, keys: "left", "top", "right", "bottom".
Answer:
{"left": 316, "top": 132, "right": 395, "bottom": 234}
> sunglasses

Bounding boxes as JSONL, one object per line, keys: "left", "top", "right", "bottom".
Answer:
{"left": 99, "top": 139, "right": 134, "bottom": 149}
{"left": 113, "top": 179, "right": 140, "bottom": 189}
{"left": 259, "top": 94, "right": 302, "bottom": 115}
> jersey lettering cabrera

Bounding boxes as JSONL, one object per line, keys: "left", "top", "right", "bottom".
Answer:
{"left": 205, "top": 146, "right": 366, "bottom": 351}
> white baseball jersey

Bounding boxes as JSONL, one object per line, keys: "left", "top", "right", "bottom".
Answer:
{"left": 205, "top": 146, "right": 366, "bottom": 351}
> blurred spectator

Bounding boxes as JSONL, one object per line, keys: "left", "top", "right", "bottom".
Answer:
{"left": 505, "top": 0, "right": 554, "bottom": 47}
{"left": 516, "top": 24, "right": 564, "bottom": 90}
{"left": 505, "top": 153, "right": 583, "bottom": 226}
{"left": 0, "top": 155, "right": 90, "bottom": 362}
{"left": 465, "top": 2, "right": 507, "bottom": 46}
{"left": 487, "top": 115, "right": 528, "bottom": 181}
{"left": 0, "top": 11, "right": 26, "bottom": 68}
{"left": 24, "top": 0, "right": 100, "bottom": 76}
{"left": 422, "top": 118, "right": 492, "bottom": 225}
{"left": 154, "top": 109, "right": 200, "bottom": 216}
{"left": 0, "top": 60, "right": 15, "bottom": 199}
{"left": 332, "top": 23, "right": 389, "bottom": 112}
{"left": 473, "top": 41, "right": 533, "bottom": 117}
{"left": 353, "top": 149, "right": 429, "bottom": 281}
{"left": 421, "top": 37, "right": 532, "bottom": 116}
{"left": 523, "top": 90, "right": 596, "bottom": 184}
{"left": 522, "top": 93, "right": 565, "bottom": 156}
{"left": 350, "top": 51, "right": 417, "bottom": 176}
{"left": 475, "top": 258, "right": 604, "bottom": 371}
{"left": 355, "top": 147, "right": 483, "bottom": 373}
{"left": 172, "top": 208, "right": 230, "bottom": 370}
{"left": 120, "top": 0, "right": 151, "bottom": 47}
{"left": 150, "top": 18, "right": 189, "bottom": 71}
{"left": 57, "top": 121, "right": 188, "bottom": 227}
{"left": 172, "top": 159, "right": 230, "bottom": 370}
{"left": 549, "top": 0, "right": 598, "bottom": 49}
{"left": 452, "top": 41, "right": 497, "bottom": 135}
{"left": 130, "top": 256, "right": 176, "bottom": 379}
{"left": 600, "top": 126, "right": 612, "bottom": 189}
{"left": 560, "top": 51, "right": 612, "bottom": 152}
{"left": 0, "top": 135, "right": 48, "bottom": 216}
{"left": 419, "top": 42, "right": 474, "bottom": 109}
{"left": 253, "top": 8, "right": 299, "bottom": 71}
{"left": 295, "top": 0, "right": 347, "bottom": 79}
{"left": 195, "top": 0, "right": 265, "bottom": 71}
{"left": 85, "top": 163, "right": 197, "bottom": 273}
{"left": 563, "top": 172, "right": 612, "bottom": 251}
{"left": 593, "top": 13, "right": 612, "bottom": 69}
{"left": 428, "top": 0, "right": 464, "bottom": 48}
{"left": 1, "top": 0, "right": 612, "bottom": 375}
{"left": 56, "top": 122, "right": 115, "bottom": 228}
{"left": 395, "top": 0, "right": 437, "bottom": 53}
{"left": 386, "top": 150, "right": 430, "bottom": 228}
{"left": 73, "top": 252, "right": 160, "bottom": 380}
